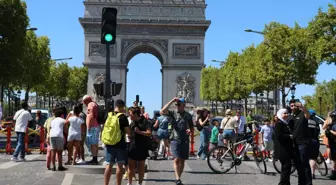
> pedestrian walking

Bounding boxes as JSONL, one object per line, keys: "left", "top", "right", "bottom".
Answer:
{"left": 160, "top": 97, "right": 193, "bottom": 185}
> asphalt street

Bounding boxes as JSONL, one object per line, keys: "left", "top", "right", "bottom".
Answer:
{"left": 0, "top": 135, "right": 334, "bottom": 185}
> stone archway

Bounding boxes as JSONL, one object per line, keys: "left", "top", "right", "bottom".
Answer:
{"left": 80, "top": 0, "right": 210, "bottom": 107}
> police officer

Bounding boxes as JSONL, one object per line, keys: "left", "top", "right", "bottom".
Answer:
{"left": 307, "top": 110, "right": 320, "bottom": 179}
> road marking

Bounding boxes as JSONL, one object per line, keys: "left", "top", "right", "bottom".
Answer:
{"left": 143, "top": 172, "right": 148, "bottom": 185}
{"left": 61, "top": 173, "right": 74, "bottom": 185}
{"left": 171, "top": 160, "right": 192, "bottom": 172}
{"left": 0, "top": 154, "right": 42, "bottom": 169}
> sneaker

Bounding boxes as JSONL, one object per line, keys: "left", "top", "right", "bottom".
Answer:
{"left": 326, "top": 158, "right": 331, "bottom": 164}
{"left": 197, "top": 155, "right": 200, "bottom": 159}
{"left": 126, "top": 183, "right": 132, "bottom": 185}
{"left": 77, "top": 159, "right": 86, "bottom": 164}
{"left": 175, "top": 179, "right": 183, "bottom": 185}
{"left": 18, "top": 158, "right": 26, "bottom": 162}
{"left": 87, "top": 160, "right": 99, "bottom": 165}
{"left": 62, "top": 151, "right": 67, "bottom": 156}
{"left": 103, "top": 161, "right": 110, "bottom": 166}
{"left": 11, "top": 157, "right": 19, "bottom": 162}
{"left": 268, "top": 158, "right": 273, "bottom": 162}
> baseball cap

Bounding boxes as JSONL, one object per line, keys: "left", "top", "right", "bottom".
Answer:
{"left": 177, "top": 98, "right": 186, "bottom": 104}
{"left": 308, "top": 109, "right": 316, "bottom": 115}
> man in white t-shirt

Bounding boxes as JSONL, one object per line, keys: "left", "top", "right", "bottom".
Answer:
{"left": 11, "top": 102, "right": 34, "bottom": 162}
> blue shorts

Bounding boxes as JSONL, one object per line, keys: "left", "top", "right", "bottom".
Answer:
{"left": 170, "top": 140, "right": 189, "bottom": 160}
{"left": 105, "top": 145, "right": 126, "bottom": 165}
{"left": 86, "top": 127, "right": 100, "bottom": 145}
{"left": 223, "top": 130, "right": 236, "bottom": 142}
{"left": 157, "top": 129, "right": 169, "bottom": 140}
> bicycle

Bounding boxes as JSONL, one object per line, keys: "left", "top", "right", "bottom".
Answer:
{"left": 273, "top": 151, "right": 328, "bottom": 176}
{"left": 207, "top": 133, "right": 267, "bottom": 174}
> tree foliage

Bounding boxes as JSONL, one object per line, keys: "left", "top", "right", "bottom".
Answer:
{"left": 0, "top": 0, "right": 29, "bottom": 85}
{"left": 307, "top": 3, "right": 336, "bottom": 64}
{"left": 20, "top": 32, "right": 51, "bottom": 102}
{"left": 67, "top": 66, "right": 88, "bottom": 101}
{"left": 302, "top": 80, "right": 336, "bottom": 116}
{"left": 53, "top": 62, "right": 70, "bottom": 98}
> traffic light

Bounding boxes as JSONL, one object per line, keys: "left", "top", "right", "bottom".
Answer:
{"left": 111, "top": 82, "right": 123, "bottom": 96}
{"left": 101, "top": 7, "right": 117, "bottom": 44}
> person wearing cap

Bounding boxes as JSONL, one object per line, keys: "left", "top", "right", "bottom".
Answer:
{"left": 82, "top": 95, "right": 100, "bottom": 165}
{"left": 220, "top": 109, "right": 238, "bottom": 146}
{"left": 160, "top": 97, "right": 193, "bottom": 185}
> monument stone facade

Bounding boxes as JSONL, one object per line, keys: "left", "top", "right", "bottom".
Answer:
{"left": 79, "top": 0, "right": 211, "bottom": 106}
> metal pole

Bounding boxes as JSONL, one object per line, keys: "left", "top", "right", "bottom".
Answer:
{"left": 105, "top": 44, "right": 112, "bottom": 113}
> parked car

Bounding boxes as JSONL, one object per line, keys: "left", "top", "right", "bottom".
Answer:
{"left": 30, "top": 108, "right": 52, "bottom": 120}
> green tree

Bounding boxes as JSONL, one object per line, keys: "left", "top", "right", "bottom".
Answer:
{"left": 307, "top": 3, "right": 336, "bottom": 64}
{"left": 20, "top": 32, "right": 51, "bottom": 102}
{"left": 67, "top": 66, "right": 88, "bottom": 102}
{"left": 302, "top": 79, "right": 336, "bottom": 116}
{"left": 0, "top": 0, "right": 29, "bottom": 85}
{"left": 263, "top": 22, "right": 319, "bottom": 107}
{"left": 53, "top": 62, "right": 70, "bottom": 98}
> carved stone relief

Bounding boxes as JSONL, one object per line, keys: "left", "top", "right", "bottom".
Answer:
{"left": 83, "top": 25, "right": 206, "bottom": 36}
{"left": 173, "top": 44, "right": 200, "bottom": 59}
{"left": 176, "top": 72, "right": 196, "bottom": 104}
{"left": 121, "top": 39, "right": 168, "bottom": 56}
{"left": 84, "top": 5, "right": 205, "bottom": 18}
{"left": 89, "top": 42, "right": 117, "bottom": 57}
{"left": 85, "top": 0, "right": 205, "bottom": 4}
{"left": 92, "top": 73, "right": 105, "bottom": 101}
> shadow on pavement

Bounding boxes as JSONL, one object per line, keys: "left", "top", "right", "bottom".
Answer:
{"left": 144, "top": 178, "right": 176, "bottom": 182}
{"left": 147, "top": 169, "right": 175, "bottom": 173}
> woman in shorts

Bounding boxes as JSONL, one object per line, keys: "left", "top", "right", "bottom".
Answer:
{"left": 154, "top": 112, "right": 171, "bottom": 157}
{"left": 64, "top": 105, "right": 84, "bottom": 165}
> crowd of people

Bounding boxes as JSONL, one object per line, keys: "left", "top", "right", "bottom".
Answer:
{"left": 8, "top": 95, "right": 336, "bottom": 185}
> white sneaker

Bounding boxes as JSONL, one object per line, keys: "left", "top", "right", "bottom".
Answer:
{"left": 62, "top": 151, "right": 67, "bottom": 156}
{"left": 18, "top": 158, "right": 26, "bottom": 162}
{"left": 77, "top": 159, "right": 86, "bottom": 164}
{"left": 103, "top": 161, "right": 110, "bottom": 166}
{"left": 197, "top": 155, "right": 200, "bottom": 159}
{"left": 11, "top": 157, "right": 19, "bottom": 162}
{"left": 326, "top": 159, "right": 331, "bottom": 164}
{"left": 268, "top": 158, "right": 273, "bottom": 162}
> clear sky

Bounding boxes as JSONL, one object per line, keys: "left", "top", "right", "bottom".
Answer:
{"left": 25, "top": 0, "right": 336, "bottom": 117}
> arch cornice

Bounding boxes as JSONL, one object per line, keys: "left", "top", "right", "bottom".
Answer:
{"left": 121, "top": 39, "right": 168, "bottom": 65}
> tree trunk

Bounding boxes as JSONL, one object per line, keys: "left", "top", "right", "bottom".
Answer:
{"left": 48, "top": 95, "right": 51, "bottom": 109}
{"left": 281, "top": 86, "right": 286, "bottom": 108}
{"left": 0, "top": 85, "right": 4, "bottom": 103}
{"left": 215, "top": 100, "right": 218, "bottom": 115}
{"left": 44, "top": 96, "right": 46, "bottom": 108}
{"left": 255, "top": 94, "right": 258, "bottom": 114}
{"left": 25, "top": 86, "right": 31, "bottom": 103}
{"left": 52, "top": 96, "right": 54, "bottom": 108}
{"left": 266, "top": 90, "right": 270, "bottom": 116}
{"left": 244, "top": 97, "right": 248, "bottom": 117}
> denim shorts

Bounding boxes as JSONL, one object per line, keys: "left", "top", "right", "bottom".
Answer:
{"left": 105, "top": 145, "right": 126, "bottom": 165}
{"left": 157, "top": 129, "right": 169, "bottom": 140}
{"left": 170, "top": 140, "right": 189, "bottom": 160}
{"left": 223, "top": 129, "right": 236, "bottom": 142}
{"left": 86, "top": 127, "right": 100, "bottom": 145}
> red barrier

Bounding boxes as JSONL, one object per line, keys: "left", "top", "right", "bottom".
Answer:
{"left": 189, "top": 130, "right": 195, "bottom": 155}
{"left": 39, "top": 127, "right": 46, "bottom": 153}
{"left": 25, "top": 127, "right": 29, "bottom": 153}
{"left": 5, "top": 126, "right": 12, "bottom": 154}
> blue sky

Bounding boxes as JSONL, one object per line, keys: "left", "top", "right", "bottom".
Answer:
{"left": 25, "top": 0, "right": 336, "bottom": 117}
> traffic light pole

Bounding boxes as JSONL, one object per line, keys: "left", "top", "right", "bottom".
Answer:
{"left": 105, "top": 43, "right": 112, "bottom": 112}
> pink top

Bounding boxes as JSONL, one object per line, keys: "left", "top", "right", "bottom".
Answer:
{"left": 86, "top": 102, "right": 99, "bottom": 128}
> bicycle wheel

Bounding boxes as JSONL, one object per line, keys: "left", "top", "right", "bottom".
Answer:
{"left": 252, "top": 147, "right": 267, "bottom": 174}
{"left": 273, "top": 158, "right": 296, "bottom": 174}
{"left": 316, "top": 152, "right": 328, "bottom": 176}
{"left": 207, "top": 146, "right": 234, "bottom": 174}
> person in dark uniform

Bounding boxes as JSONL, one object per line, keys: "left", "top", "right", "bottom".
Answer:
{"left": 288, "top": 100, "right": 312, "bottom": 185}
{"left": 307, "top": 110, "right": 320, "bottom": 179}
{"left": 274, "top": 108, "right": 294, "bottom": 185}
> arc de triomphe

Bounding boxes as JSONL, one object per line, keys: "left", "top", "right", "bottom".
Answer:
{"left": 79, "top": 0, "right": 210, "bottom": 107}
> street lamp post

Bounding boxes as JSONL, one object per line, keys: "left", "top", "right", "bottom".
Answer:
{"left": 53, "top": 57, "right": 73, "bottom": 61}
{"left": 290, "top": 85, "right": 296, "bottom": 100}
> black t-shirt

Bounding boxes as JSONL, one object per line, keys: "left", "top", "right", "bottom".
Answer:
{"left": 307, "top": 118, "right": 320, "bottom": 141}
{"left": 290, "top": 111, "right": 310, "bottom": 145}
{"left": 110, "top": 112, "right": 129, "bottom": 149}
{"left": 130, "top": 116, "right": 150, "bottom": 148}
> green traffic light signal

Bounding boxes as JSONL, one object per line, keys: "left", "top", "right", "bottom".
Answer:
{"left": 104, "top": 34, "right": 113, "bottom": 42}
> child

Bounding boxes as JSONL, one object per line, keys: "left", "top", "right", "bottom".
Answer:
{"left": 217, "top": 129, "right": 225, "bottom": 157}
{"left": 210, "top": 120, "right": 220, "bottom": 150}
{"left": 49, "top": 107, "right": 67, "bottom": 171}
{"left": 65, "top": 105, "right": 85, "bottom": 165}
{"left": 260, "top": 119, "right": 274, "bottom": 161}
{"left": 44, "top": 110, "right": 55, "bottom": 170}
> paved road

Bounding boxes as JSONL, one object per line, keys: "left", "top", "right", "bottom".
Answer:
{"left": 0, "top": 152, "right": 334, "bottom": 185}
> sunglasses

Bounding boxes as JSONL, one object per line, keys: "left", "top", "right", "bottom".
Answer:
{"left": 175, "top": 103, "right": 181, "bottom": 106}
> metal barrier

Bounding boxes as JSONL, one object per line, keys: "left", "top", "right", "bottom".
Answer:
{"left": 0, "top": 121, "right": 46, "bottom": 154}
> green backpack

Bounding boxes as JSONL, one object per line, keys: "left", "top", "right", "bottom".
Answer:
{"left": 102, "top": 112, "right": 123, "bottom": 145}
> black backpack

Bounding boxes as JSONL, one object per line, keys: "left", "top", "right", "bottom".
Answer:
{"left": 95, "top": 103, "right": 106, "bottom": 125}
